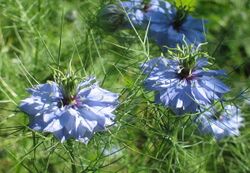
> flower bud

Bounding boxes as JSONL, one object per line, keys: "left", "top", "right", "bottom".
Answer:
{"left": 65, "top": 10, "right": 78, "bottom": 22}
{"left": 98, "top": 4, "right": 126, "bottom": 32}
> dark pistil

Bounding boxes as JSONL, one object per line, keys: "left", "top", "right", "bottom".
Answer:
{"left": 212, "top": 111, "right": 222, "bottom": 120}
{"left": 58, "top": 95, "right": 76, "bottom": 108}
{"left": 178, "top": 68, "right": 192, "bottom": 79}
{"left": 143, "top": 4, "right": 150, "bottom": 12}
{"left": 172, "top": 9, "right": 187, "bottom": 31}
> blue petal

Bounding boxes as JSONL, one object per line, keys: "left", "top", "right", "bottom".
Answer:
{"left": 53, "top": 128, "right": 70, "bottom": 143}
{"left": 19, "top": 97, "right": 47, "bottom": 116}
{"left": 169, "top": 82, "right": 197, "bottom": 114}
{"left": 77, "top": 76, "right": 96, "bottom": 91}
{"left": 165, "top": 26, "right": 186, "bottom": 47}
{"left": 146, "top": 11, "right": 169, "bottom": 23}
{"left": 194, "top": 69, "right": 227, "bottom": 77}
{"left": 191, "top": 80, "right": 212, "bottom": 104}
{"left": 200, "top": 76, "right": 230, "bottom": 94}
{"left": 149, "top": 0, "right": 171, "bottom": 14}
{"left": 182, "top": 16, "right": 206, "bottom": 32}
{"left": 60, "top": 108, "right": 97, "bottom": 133}
{"left": 77, "top": 108, "right": 106, "bottom": 131}
{"left": 27, "top": 82, "right": 62, "bottom": 102}
{"left": 120, "top": 0, "right": 142, "bottom": 8}
{"left": 195, "top": 58, "right": 208, "bottom": 68}
{"left": 182, "top": 29, "right": 205, "bottom": 45}
{"left": 44, "top": 119, "right": 63, "bottom": 132}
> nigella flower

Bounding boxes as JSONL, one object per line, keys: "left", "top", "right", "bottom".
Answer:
{"left": 146, "top": 5, "right": 206, "bottom": 48}
{"left": 120, "top": 0, "right": 171, "bottom": 27}
{"left": 19, "top": 77, "right": 119, "bottom": 143}
{"left": 195, "top": 104, "right": 244, "bottom": 140}
{"left": 141, "top": 48, "right": 230, "bottom": 115}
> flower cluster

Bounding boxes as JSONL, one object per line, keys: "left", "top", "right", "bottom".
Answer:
{"left": 18, "top": 1, "right": 244, "bottom": 144}
{"left": 140, "top": 43, "right": 244, "bottom": 139}
{"left": 19, "top": 77, "right": 119, "bottom": 143}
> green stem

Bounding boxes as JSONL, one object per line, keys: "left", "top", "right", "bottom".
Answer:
{"left": 67, "top": 141, "right": 77, "bottom": 173}
{"left": 34, "top": 0, "right": 41, "bottom": 67}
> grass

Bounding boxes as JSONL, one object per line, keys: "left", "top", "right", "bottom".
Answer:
{"left": 0, "top": 0, "right": 250, "bottom": 173}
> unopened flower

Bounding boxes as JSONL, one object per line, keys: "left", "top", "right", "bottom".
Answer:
{"left": 146, "top": 5, "right": 206, "bottom": 48}
{"left": 19, "top": 77, "right": 119, "bottom": 143}
{"left": 196, "top": 104, "right": 244, "bottom": 140}
{"left": 98, "top": 4, "right": 127, "bottom": 32}
{"left": 141, "top": 46, "right": 230, "bottom": 115}
{"left": 65, "top": 10, "right": 78, "bottom": 22}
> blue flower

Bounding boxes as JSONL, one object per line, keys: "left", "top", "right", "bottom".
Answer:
{"left": 120, "top": 0, "right": 171, "bottom": 27}
{"left": 195, "top": 104, "right": 244, "bottom": 140}
{"left": 19, "top": 77, "right": 119, "bottom": 143}
{"left": 146, "top": 6, "right": 206, "bottom": 48}
{"left": 141, "top": 56, "right": 230, "bottom": 115}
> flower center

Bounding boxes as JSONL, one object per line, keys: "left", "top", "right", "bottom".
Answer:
{"left": 172, "top": 9, "right": 187, "bottom": 31}
{"left": 65, "top": 95, "right": 76, "bottom": 105}
{"left": 141, "top": 0, "right": 151, "bottom": 12}
{"left": 178, "top": 67, "right": 192, "bottom": 80}
{"left": 142, "top": 4, "right": 150, "bottom": 12}
{"left": 211, "top": 111, "right": 223, "bottom": 120}
{"left": 58, "top": 95, "right": 76, "bottom": 108}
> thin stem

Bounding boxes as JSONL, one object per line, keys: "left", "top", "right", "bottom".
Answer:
{"left": 58, "top": 10, "right": 64, "bottom": 70}
{"left": 34, "top": 0, "right": 41, "bottom": 67}
{"left": 67, "top": 141, "right": 77, "bottom": 173}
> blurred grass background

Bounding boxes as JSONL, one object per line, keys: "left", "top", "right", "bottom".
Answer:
{"left": 0, "top": 0, "right": 250, "bottom": 172}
